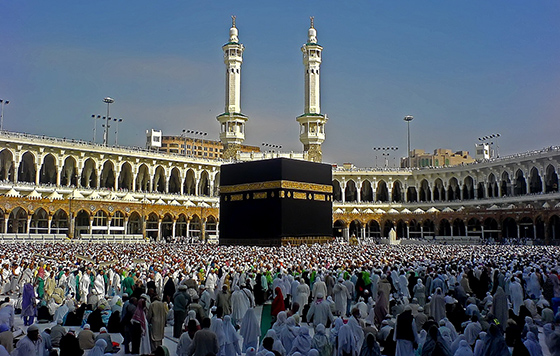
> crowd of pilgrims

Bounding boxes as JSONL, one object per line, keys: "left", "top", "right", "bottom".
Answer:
{"left": 0, "top": 242, "right": 559, "bottom": 355}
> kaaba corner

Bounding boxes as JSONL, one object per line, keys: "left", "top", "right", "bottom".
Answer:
{"left": 219, "top": 158, "right": 333, "bottom": 246}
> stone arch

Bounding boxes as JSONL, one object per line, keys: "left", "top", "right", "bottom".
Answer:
{"left": 487, "top": 173, "right": 498, "bottom": 198}
{"left": 453, "top": 219, "right": 466, "bottom": 236}
{"left": 502, "top": 217, "right": 517, "bottom": 239}
{"left": 136, "top": 164, "right": 150, "bottom": 192}
{"left": 51, "top": 209, "right": 68, "bottom": 235}
{"left": 168, "top": 167, "right": 181, "bottom": 194}
{"left": 423, "top": 219, "right": 435, "bottom": 237}
{"left": 206, "top": 216, "right": 218, "bottom": 238}
{"left": 74, "top": 210, "right": 90, "bottom": 237}
{"left": 146, "top": 212, "right": 160, "bottom": 240}
{"left": 161, "top": 213, "right": 174, "bottom": 239}
{"left": 519, "top": 216, "right": 534, "bottom": 239}
{"left": 544, "top": 164, "right": 559, "bottom": 193}
{"left": 407, "top": 186, "right": 417, "bottom": 202}
{"left": 419, "top": 179, "right": 431, "bottom": 202}
{"left": 189, "top": 215, "right": 201, "bottom": 239}
{"left": 529, "top": 167, "right": 542, "bottom": 194}
{"left": 535, "top": 215, "right": 545, "bottom": 240}
{"left": 433, "top": 178, "right": 445, "bottom": 201}
{"left": 463, "top": 176, "right": 475, "bottom": 200}
{"left": 110, "top": 211, "right": 125, "bottom": 234}
{"left": 153, "top": 166, "right": 166, "bottom": 193}
{"left": 376, "top": 180, "right": 389, "bottom": 202}
{"left": 392, "top": 180, "right": 403, "bottom": 202}
{"left": 514, "top": 169, "right": 527, "bottom": 195}
{"left": 61, "top": 156, "right": 78, "bottom": 187}
{"left": 448, "top": 177, "right": 460, "bottom": 200}
{"left": 80, "top": 158, "right": 98, "bottom": 188}
{"left": 7, "top": 207, "right": 28, "bottom": 233}
{"left": 483, "top": 218, "right": 499, "bottom": 239}
{"left": 345, "top": 180, "right": 357, "bottom": 202}
{"left": 501, "top": 171, "right": 511, "bottom": 196}
{"left": 198, "top": 170, "right": 210, "bottom": 196}
{"left": 176, "top": 214, "right": 188, "bottom": 237}
{"left": 0, "top": 149, "right": 15, "bottom": 182}
{"left": 118, "top": 162, "right": 133, "bottom": 191}
{"left": 100, "top": 160, "right": 115, "bottom": 189}
{"left": 409, "top": 219, "right": 421, "bottom": 238}
{"left": 30, "top": 208, "right": 49, "bottom": 234}
{"left": 548, "top": 215, "right": 560, "bottom": 240}
{"left": 332, "top": 180, "right": 342, "bottom": 201}
{"left": 366, "top": 219, "right": 381, "bottom": 238}
{"left": 184, "top": 169, "right": 196, "bottom": 195}
{"left": 382, "top": 219, "right": 394, "bottom": 238}
{"left": 333, "top": 219, "right": 346, "bottom": 238}
{"left": 467, "top": 217, "right": 481, "bottom": 237}
{"left": 127, "top": 212, "right": 142, "bottom": 235}
{"left": 439, "top": 219, "right": 451, "bottom": 236}
{"left": 396, "top": 219, "right": 407, "bottom": 239}
{"left": 92, "top": 210, "right": 109, "bottom": 233}
{"left": 349, "top": 219, "right": 362, "bottom": 238}
{"left": 360, "top": 180, "right": 373, "bottom": 202}
{"left": 18, "top": 151, "right": 36, "bottom": 183}
{"left": 39, "top": 153, "right": 57, "bottom": 185}
{"left": 476, "top": 181, "right": 485, "bottom": 199}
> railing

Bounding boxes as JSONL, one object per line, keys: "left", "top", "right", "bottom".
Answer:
{"left": 75, "top": 234, "right": 147, "bottom": 243}
{"left": 0, "top": 234, "right": 69, "bottom": 243}
{"left": 0, "top": 130, "right": 223, "bottom": 165}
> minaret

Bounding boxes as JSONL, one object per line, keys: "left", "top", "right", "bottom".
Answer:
{"left": 217, "top": 16, "right": 248, "bottom": 160}
{"left": 297, "top": 17, "right": 328, "bottom": 163}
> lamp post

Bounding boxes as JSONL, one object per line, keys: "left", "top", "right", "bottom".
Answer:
{"left": 372, "top": 147, "right": 398, "bottom": 167}
{"left": 113, "top": 118, "right": 123, "bottom": 146}
{"left": 261, "top": 142, "right": 282, "bottom": 153}
{"left": 91, "top": 114, "right": 102, "bottom": 142}
{"left": 0, "top": 99, "right": 10, "bottom": 131}
{"left": 403, "top": 115, "right": 414, "bottom": 168}
{"left": 102, "top": 97, "right": 114, "bottom": 146}
{"left": 182, "top": 130, "right": 208, "bottom": 156}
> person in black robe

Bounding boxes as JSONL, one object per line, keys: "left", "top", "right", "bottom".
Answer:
{"left": 86, "top": 305, "right": 105, "bottom": 332}
{"left": 59, "top": 330, "right": 84, "bottom": 356}
{"left": 107, "top": 310, "right": 121, "bottom": 333}
{"left": 163, "top": 276, "right": 176, "bottom": 303}
{"left": 254, "top": 273, "right": 265, "bottom": 305}
{"left": 65, "top": 304, "right": 85, "bottom": 326}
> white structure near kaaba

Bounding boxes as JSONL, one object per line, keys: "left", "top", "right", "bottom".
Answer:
{"left": 0, "top": 18, "right": 559, "bottom": 244}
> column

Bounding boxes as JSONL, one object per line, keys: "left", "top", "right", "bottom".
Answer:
{"left": 107, "top": 217, "right": 112, "bottom": 236}
{"left": 172, "top": 219, "right": 177, "bottom": 239}
{"left": 34, "top": 164, "right": 40, "bottom": 185}
{"left": 157, "top": 219, "right": 162, "bottom": 241}
{"left": 406, "top": 225, "right": 410, "bottom": 239}
{"left": 3, "top": 214, "right": 8, "bottom": 234}
{"left": 89, "top": 215, "right": 93, "bottom": 235}
{"left": 186, "top": 218, "right": 191, "bottom": 239}
{"left": 47, "top": 216, "right": 52, "bottom": 234}
{"left": 341, "top": 181, "right": 346, "bottom": 203}
{"left": 357, "top": 181, "right": 362, "bottom": 203}
{"left": 26, "top": 216, "right": 31, "bottom": 234}
{"left": 420, "top": 226, "right": 424, "bottom": 239}
{"left": 124, "top": 218, "right": 128, "bottom": 235}
{"left": 361, "top": 226, "right": 366, "bottom": 239}
{"left": 517, "top": 225, "right": 521, "bottom": 239}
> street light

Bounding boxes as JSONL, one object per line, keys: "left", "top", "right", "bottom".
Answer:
{"left": 90, "top": 114, "right": 102, "bottom": 142}
{"left": 0, "top": 99, "right": 10, "bottom": 131}
{"left": 261, "top": 142, "right": 282, "bottom": 152}
{"left": 182, "top": 130, "right": 208, "bottom": 156}
{"left": 403, "top": 115, "right": 414, "bottom": 168}
{"left": 102, "top": 97, "right": 115, "bottom": 146}
{"left": 113, "top": 118, "right": 123, "bottom": 146}
{"left": 372, "top": 147, "right": 398, "bottom": 167}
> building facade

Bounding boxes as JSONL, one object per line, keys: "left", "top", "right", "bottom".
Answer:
{"left": 1, "top": 20, "right": 559, "bottom": 244}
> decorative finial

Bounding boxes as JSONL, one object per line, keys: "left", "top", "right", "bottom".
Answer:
{"left": 232, "top": 15, "right": 236, "bottom": 28}
{"left": 310, "top": 16, "right": 314, "bottom": 28}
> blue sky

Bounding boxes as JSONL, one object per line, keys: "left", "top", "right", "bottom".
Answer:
{"left": 1, "top": 1, "right": 559, "bottom": 167}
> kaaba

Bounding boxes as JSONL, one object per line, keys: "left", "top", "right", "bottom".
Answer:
{"left": 219, "top": 158, "right": 333, "bottom": 246}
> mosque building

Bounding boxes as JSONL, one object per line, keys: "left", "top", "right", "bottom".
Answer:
{"left": 0, "top": 18, "right": 559, "bottom": 244}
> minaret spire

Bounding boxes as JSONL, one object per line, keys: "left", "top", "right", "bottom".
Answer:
{"left": 297, "top": 17, "right": 327, "bottom": 163}
{"left": 217, "top": 17, "right": 248, "bottom": 160}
